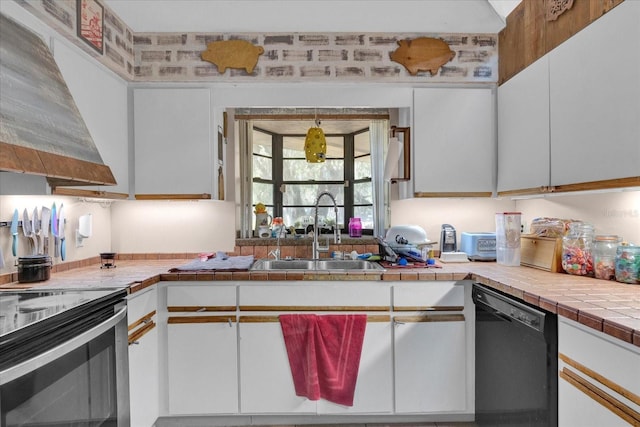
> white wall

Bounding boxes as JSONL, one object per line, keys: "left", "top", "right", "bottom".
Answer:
{"left": 390, "top": 198, "right": 516, "bottom": 244}
{"left": 110, "top": 200, "right": 236, "bottom": 253}
{"left": 515, "top": 190, "right": 640, "bottom": 244}
{"left": 390, "top": 190, "right": 640, "bottom": 247}
{"left": 0, "top": 195, "right": 112, "bottom": 273}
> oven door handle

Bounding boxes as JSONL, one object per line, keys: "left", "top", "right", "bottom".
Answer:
{"left": 0, "top": 306, "right": 127, "bottom": 385}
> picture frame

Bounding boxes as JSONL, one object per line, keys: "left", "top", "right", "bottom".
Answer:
{"left": 77, "top": 0, "right": 104, "bottom": 54}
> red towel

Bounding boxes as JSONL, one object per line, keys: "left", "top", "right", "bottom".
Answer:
{"left": 279, "top": 313, "right": 367, "bottom": 406}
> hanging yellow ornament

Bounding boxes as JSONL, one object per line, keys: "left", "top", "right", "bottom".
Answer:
{"left": 304, "top": 126, "right": 326, "bottom": 163}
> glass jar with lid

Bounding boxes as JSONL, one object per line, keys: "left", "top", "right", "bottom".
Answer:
{"left": 562, "top": 222, "right": 595, "bottom": 276}
{"left": 593, "top": 235, "right": 621, "bottom": 280}
{"left": 615, "top": 245, "right": 640, "bottom": 284}
{"left": 348, "top": 217, "right": 362, "bottom": 238}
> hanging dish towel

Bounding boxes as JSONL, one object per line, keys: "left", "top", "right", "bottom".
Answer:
{"left": 279, "top": 313, "right": 367, "bottom": 406}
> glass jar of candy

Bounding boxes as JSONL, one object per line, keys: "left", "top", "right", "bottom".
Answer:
{"left": 593, "top": 235, "right": 621, "bottom": 280}
{"left": 615, "top": 245, "right": 640, "bottom": 284}
{"left": 562, "top": 222, "right": 595, "bottom": 276}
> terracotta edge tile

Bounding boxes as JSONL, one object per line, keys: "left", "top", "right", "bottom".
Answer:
{"left": 285, "top": 271, "right": 305, "bottom": 280}
{"left": 232, "top": 271, "right": 251, "bottom": 281}
{"left": 214, "top": 272, "right": 233, "bottom": 281}
{"left": 557, "top": 303, "right": 579, "bottom": 321}
{"left": 538, "top": 296, "right": 558, "bottom": 313}
{"left": 602, "top": 320, "right": 633, "bottom": 344}
{"left": 523, "top": 291, "right": 540, "bottom": 307}
{"left": 578, "top": 311, "right": 604, "bottom": 332}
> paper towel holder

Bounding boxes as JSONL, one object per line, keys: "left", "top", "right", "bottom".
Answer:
{"left": 76, "top": 214, "right": 93, "bottom": 247}
{"left": 389, "top": 126, "right": 411, "bottom": 183}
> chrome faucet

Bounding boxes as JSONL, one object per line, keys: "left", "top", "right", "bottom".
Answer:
{"left": 313, "top": 191, "right": 341, "bottom": 259}
{"left": 269, "top": 228, "right": 283, "bottom": 260}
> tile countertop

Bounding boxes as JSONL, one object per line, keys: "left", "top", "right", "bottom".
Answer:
{"left": 0, "top": 258, "right": 638, "bottom": 347}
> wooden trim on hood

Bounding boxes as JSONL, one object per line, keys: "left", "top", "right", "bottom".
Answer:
{"left": 0, "top": 142, "right": 117, "bottom": 187}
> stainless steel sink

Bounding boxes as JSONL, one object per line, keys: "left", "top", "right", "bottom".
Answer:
{"left": 250, "top": 258, "right": 384, "bottom": 271}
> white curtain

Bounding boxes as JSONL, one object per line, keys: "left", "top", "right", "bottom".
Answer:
{"left": 369, "top": 119, "right": 389, "bottom": 237}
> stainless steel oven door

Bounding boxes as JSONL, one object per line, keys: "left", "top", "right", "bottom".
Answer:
{"left": 0, "top": 302, "right": 130, "bottom": 427}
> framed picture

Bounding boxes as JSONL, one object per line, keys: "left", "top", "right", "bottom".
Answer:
{"left": 77, "top": 0, "right": 104, "bottom": 54}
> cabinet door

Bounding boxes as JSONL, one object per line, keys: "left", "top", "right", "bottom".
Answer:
{"left": 497, "top": 55, "right": 550, "bottom": 194}
{"left": 127, "top": 288, "right": 158, "bottom": 427}
{"left": 317, "top": 319, "right": 393, "bottom": 414}
{"left": 394, "top": 317, "right": 467, "bottom": 413}
{"left": 558, "top": 318, "right": 640, "bottom": 426}
{"left": 549, "top": 1, "right": 640, "bottom": 186}
{"left": 413, "top": 88, "right": 495, "bottom": 196}
{"left": 129, "top": 327, "right": 158, "bottom": 427}
{"left": 393, "top": 281, "right": 468, "bottom": 414}
{"left": 239, "top": 320, "right": 316, "bottom": 414}
{"left": 167, "top": 320, "right": 238, "bottom": 414}
{"left": 134, "top": 88, "right": 213, "bottom": 197}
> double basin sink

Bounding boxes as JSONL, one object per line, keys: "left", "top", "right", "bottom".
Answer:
{"left": 250, "top": 258, "right": 385, "bottom": 272}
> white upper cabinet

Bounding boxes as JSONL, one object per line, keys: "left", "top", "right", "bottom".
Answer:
{"left": 133, "top": 88, "right": 213, "bottom": 198}
{"left": 548, "top": 1, "right": 640, "bottom": 186}
{"left": 497, "top": 55, "right": 550, "bottom": 194}
{"left": 413, "top": 88, "right": 496, "bottom": 196}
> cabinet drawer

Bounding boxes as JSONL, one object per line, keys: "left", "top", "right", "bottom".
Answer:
{"left": 239, "top": 283, "right": 391, "bottom": 309}
{"left": 127, "top": 287, "right": 157, "bottom": 325}
{"left": 167, "top": 285, "right": 236, "bottom": 311}
{"left": 559, "top": 319, "right": 640, "bottom": 398}
{"left": 393, "top": 281, "right": 463, "bottom": 310}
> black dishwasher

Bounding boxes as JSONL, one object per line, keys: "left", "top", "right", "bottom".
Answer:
{"left": 473, "top": 283, "right": 557, "bottom": 427}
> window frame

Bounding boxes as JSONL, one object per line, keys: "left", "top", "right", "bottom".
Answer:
{"left": 251, "top": 125, "right": 373, "bottom": 234}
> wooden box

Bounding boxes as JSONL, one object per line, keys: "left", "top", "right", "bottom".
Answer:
{"left": 520, "top": 234, "right": 563, "bottom": 272}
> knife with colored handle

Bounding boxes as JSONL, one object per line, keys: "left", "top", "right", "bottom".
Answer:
{"left": 51, "top": 202, "right": 59, "bottom": 258}
{"left": 10, "top": 209, "right": 18, "bottom": 256}
{"left": 59, "top": 204, "right": 66, "bottom": 261}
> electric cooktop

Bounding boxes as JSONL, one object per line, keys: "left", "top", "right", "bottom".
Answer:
{"left": 0, "top": 288, "right": 126, "bottom": 337}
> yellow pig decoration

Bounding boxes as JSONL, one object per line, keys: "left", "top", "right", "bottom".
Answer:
{"left": 201, "top": 40, "right": 265, "bottom": 74}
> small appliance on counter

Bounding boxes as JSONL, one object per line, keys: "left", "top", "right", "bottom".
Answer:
{"left": 100, "top": 252, "right": 117, "bottom": 269}
{"left": 460, "top": 232, "right": 497, "bottom": 261}
{"left": 440, "top": 224, "right": 457, "bottom": 253}
{"left": 439, "top": 224, "right": 469, "bottom": 263}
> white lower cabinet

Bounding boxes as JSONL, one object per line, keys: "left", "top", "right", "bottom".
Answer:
{"left": 558, "top": 318, "right": 640, "bottom": 427}
{"left": 158, "top": 281, "right": 472, "bottom": 421}
{"left": 239, "top": 320, "right": 317, "bottom": 414}
{"left": 393, "top": 281, "right": 470, "bottom": 414}
{"left": 317, "top": 320, "right": 393, "bottom": 414}
{"left": 394, "top": 318, "right": 466, "bottom": 413}
{"left": 238, "top": 283, "right": 394, "bottom": 415}
{"left": 165, "top": 284, "right": 238, "bottom": 415}
{"left": 167, "top": 320, "right": 238, "bottom": 414}
{"left": 127, "top": 288, "right": 159, "bottom": 427}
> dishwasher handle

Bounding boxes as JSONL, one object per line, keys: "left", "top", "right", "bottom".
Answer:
{"left": 473, "top": 284, "right": 546, "bottom": 334}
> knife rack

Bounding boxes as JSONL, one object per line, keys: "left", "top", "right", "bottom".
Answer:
{"left": 0, "top": 219, "right": 64, "bottom": 228}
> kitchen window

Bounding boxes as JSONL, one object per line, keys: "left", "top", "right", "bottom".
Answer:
{"left": 237, "top": 114, "right": 389, "bottom": 238}
{"left": 252, "top": 126, "right": 373, "bottom": 234}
